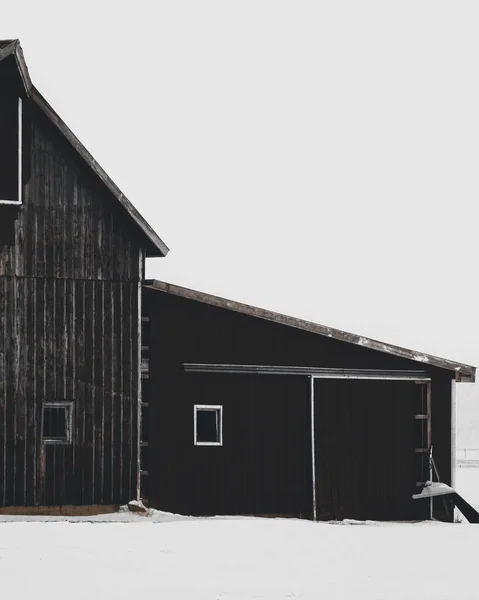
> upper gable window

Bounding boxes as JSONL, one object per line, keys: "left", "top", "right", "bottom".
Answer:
{"left": 0, "top": 95, "right": 22, "bottom": 204}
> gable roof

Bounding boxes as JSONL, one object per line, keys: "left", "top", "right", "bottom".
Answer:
{"left": 0, "top": 40, "right": 169, "bottom": 257}
{"left": 144, "top": 279, "right": 476, "bottom": 382}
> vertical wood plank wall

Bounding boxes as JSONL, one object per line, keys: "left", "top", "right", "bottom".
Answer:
{"left": 144, "top": 289, "right": 455, "bottom": 521}
{"left": 0, "top": 105, "right": 142, "bottom": 506}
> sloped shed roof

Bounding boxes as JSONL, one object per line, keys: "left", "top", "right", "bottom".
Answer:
{"left": 0, "top": 39, "right": 169, "bottom": 257}
{"left": 144, "top": 279, "right": 476, "bottom": 382}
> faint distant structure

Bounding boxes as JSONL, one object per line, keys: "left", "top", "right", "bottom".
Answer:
{"left": 457, "top": 448, "right": 479, "bottom": 467}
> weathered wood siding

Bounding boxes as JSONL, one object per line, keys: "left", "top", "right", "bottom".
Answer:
{"left": 0, "top": 101, "right": 142, "bottom": 506}
{"left": 144, "top": 289, "right": 454, "bottom": 521}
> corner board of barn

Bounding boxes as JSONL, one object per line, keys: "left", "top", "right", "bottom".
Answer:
{"left": 0, "top": 40, "right": 476, "bottom": 522}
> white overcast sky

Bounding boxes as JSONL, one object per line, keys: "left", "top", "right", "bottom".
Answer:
{"left": 2, "top": 2, "right": 478, "bottom": 444}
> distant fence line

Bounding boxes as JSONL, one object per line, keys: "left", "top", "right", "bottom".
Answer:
{"left": 457, "top": 449, "right": 479, "bottom": 467}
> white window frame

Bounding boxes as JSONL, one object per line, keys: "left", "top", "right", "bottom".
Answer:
{"left": 42, "top": 402, "right": 74, "bottom": 445}
{"left": 194, "top": 404, "right": 223, "bottom": 446}
{"left": 0, "top": 96, "right": 22, "bottom": 206}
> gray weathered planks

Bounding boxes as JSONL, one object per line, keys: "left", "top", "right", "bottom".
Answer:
{"left": 0, "top": 100, "right": 141, "bottom": 507}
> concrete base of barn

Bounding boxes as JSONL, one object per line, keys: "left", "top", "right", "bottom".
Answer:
{"left": 0, "top": 505, "right": 120, "bottom": 516}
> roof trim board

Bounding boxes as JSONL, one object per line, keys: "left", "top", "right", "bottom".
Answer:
{"left": 144, "top": 279, "right": 476, "bottom": 382}
{"left": 184, "top": 364, "right": 432, "bottom": 381}
{"left": 0, "top": 40, "right": 169, "bottom": 257}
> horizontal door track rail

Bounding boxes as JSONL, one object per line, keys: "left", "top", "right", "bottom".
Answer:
{"left": 183, "top": 364, "right": 431, "bottom": 381}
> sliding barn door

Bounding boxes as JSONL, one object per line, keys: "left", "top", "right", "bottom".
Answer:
{"left": 314, "top": 379, "right": 426, "bottom": 521}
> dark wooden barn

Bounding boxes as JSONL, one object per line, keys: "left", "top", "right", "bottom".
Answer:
{"left": 142, "top": 281, "right": 475, "bottom": 522}
{"left": 0, "top": 40, "right": 475, "bottom": 521}
{"left": 0, "top": 40, "right": 168, "bottom": 511}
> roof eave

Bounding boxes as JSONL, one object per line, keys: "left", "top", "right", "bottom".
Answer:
{"left": 143, "top": 279, "right": 476, "bottom": 382}
{"left": 456, "top": 371, "right": 475, "bottom": 383}
{"left": 1, "top": 40, "right": 169, "bottom": 258}
{"left": 30, "top": 87, "right": 170, "bottom": 258}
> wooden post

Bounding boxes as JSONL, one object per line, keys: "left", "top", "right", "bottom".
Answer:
{"left": 310, "top": 376, "right": 316, "bottom": 521}
{"left": 136, "top": 249, "right": 143, "bottom": 502}
{"left": 427, "top": 381, "right": 432, "bottom": 519}
{"left": 451, "top": 380, "right": 456, "bottom": 489}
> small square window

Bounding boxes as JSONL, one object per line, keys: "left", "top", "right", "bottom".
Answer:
{"left": 194, "top": 405, "right": 223, "bottom": 446}
{"left": 42, "top": 402, "right": 73, "bottom": 445}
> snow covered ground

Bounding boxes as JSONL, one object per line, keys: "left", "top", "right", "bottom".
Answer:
{"left": 1, "top": 470, "right": 479, "bottom": 600}
{"left": 2, "top": 514, "right": 479, "bottom": 599}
